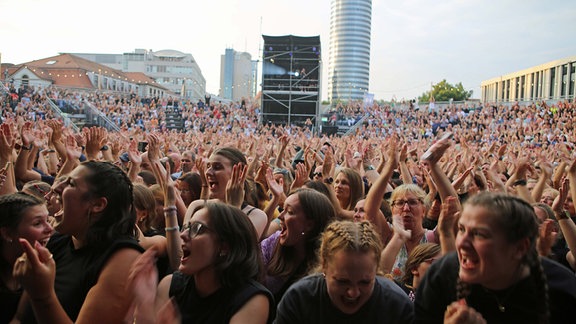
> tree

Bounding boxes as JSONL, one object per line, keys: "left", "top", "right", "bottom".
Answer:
{"left": 419, "top": 80, "right": 473, "bottom": 102}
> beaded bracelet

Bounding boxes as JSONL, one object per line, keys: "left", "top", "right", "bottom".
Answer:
{"left": 165, "top": 226, "right": 180, "bottom": 232}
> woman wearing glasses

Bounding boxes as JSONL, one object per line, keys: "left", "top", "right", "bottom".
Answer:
{"left": 386, "top": 184, "right": 438, "bottom": 281}
{"left": 128, "top": 201, "right": 273, "bottom": 323}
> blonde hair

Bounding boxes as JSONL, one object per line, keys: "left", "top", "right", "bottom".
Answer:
{"left": 318, "top": 220, "right": 382, "bottom": 272}
{"left": 389, "top": 183, "right": 429, "bottom": 209}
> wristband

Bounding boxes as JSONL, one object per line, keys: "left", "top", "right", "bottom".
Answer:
{"left": 512, "top": 179, "right": 527, "bottom": 187}
{"left": 21, "top": 144, "right": 32, "bottom": 150}
{"left": 364, "top": 165, "right": 375, "bottom": 171}
{"left": 164, "top": 226, "right": 180, "bottom": 232}
{"left": 556, "top": 210, "right": 570, "bottom": 220}
{"left": 163, "top": 206, "right": 177, "bottom": 212}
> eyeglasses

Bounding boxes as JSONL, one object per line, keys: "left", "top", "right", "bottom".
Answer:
{"left": 181, "top": 159, "right": 192, "bottom": 163}
{"left": 181, "top": 221, "right": 211, "bottom": 239}
{"left": 391, "top": 199, "right": 422, "bottom": 208}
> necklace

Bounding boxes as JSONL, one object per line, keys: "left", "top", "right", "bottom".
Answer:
{"left": 482, "top": 284, "right": 518, "bottom": 313}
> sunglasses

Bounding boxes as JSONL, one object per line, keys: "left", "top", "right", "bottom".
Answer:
{"left": 312, "top": 172, "right": 322, "bottom": 177}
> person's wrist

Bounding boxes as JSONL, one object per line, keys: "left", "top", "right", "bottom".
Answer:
{"left": 20, "top": 143, "right": 33, "bottom": 150}
{"left": 555, "top": 210, "right": 570, "bottom": 220}
{"left": 364, "top": 164, "right": 375, "bottom": 171}
{"left": 512, "top": 179, "right": 527, "bottom": 187}
{"left": 163, "top": 205, "right": 177, "bottom": 213}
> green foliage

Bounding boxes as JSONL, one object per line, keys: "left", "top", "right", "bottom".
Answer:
{"left": 419, "top": 80, "right": 473, "bottom": 102}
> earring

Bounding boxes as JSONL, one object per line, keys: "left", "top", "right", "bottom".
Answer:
{"left": 301, "top": 231, "right": 305, "bottom": 236}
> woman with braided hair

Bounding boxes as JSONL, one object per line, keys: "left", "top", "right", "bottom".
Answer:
{"left": 415, "top": 192, "right": 576, "bottom": 324}
{"left": 0, "top": 192, "right": 53, "bottom": 323}
{"left": 275, "top": 220, "right": 413, "bottom": 323}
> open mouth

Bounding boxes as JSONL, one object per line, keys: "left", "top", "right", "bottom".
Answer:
{"left": 38, "top": 237, "right": 51, "bottom": 246}
{"left": 342, "top": 296, "right": 359, "bottom": 306}
{"left": 181, "top": 245, "right": 191, "bottom": 262}
{"left": 279, "top": 221, "right": 287, "bottom": 238}
{"left": 53, "top": 207, "right": 64, "bottom": 222}
{"left": 459, "top": 252, "right": 479, "bottom": 270}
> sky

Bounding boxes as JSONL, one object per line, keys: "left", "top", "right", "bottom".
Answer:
{"left": 1, "top": 0, "right": 575, "bottom": 101}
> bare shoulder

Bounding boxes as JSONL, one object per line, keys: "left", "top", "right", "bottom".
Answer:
{"left": 229, "top": 294, "right": 270, "bottom": 324}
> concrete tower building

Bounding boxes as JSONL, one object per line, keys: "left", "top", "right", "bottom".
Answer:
{"left": 328, "top": 0, "right": 372, "bottom": 104}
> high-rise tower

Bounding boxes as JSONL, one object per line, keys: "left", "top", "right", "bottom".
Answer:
{"left": 328, "top": 0, "right": 372, "bottom": 104}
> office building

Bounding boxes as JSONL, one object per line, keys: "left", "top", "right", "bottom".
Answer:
{"left": 219, "top": 48, "right": 254, "bottom": 102}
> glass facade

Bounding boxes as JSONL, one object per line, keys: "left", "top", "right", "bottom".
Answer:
{"left": 328, "top": 0, "right": 372, "bottom": 104}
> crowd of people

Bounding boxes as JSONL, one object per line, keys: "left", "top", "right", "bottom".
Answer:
{"left": 1, "top": 84, "right": 576, "bottom": 323}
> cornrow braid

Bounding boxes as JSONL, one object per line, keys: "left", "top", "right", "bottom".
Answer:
{"left": 359, "top": 220, "right": 375, "bottom": 249}
{"left": 319, "top": 220, "right": 383, "bottom": 271}
{"left": 527, "top": 249, "right": 550, "bottom": 324}
{"left": 455, "top": 277, "right": 471, "bottom": 301}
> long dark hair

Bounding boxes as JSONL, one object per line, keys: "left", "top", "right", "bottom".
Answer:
{"left": 267, "top": 189, "right": 334, "bottom": 280}
{"left": 82, "top": 161, "right": 136, "bottom": 246}
{"left": 203, "top": 201, "right": 263, "bottom": 288}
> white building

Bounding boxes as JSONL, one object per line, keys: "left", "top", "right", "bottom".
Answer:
{"left": 74, "top": 49, "right": 206, "bottom": 101}
{"left": 481, "top": 55, "right": 576, "bottom": 103}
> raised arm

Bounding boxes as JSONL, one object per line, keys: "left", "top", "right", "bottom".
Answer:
{"left": 364, "top": 138, "right": 398, "bottom": 245}
{"left": 531, "top": 160, "right": 553, "bottom": 202}
{"left": 0, "top": 123, "right": 17, "bottom": 194}
{"left": 14, "top": 122, "right": 42, "bottom": 183}
{"left": 421, "top": 132, "right": 459, "bottom": 203}
{"left": 14, "top": 239, "right": 141, "bottom": 324}
{"left": 552, "top": 178, "right": 576, "bottom": 271}
{"left": 398, "top": 143, "right": 414, "bottom": 185}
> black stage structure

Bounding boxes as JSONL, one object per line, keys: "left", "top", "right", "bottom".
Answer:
{"left": 260, "top": 35, "right": 321, "bottom": 129}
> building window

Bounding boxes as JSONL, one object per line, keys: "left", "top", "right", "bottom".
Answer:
{"left": 550, "top": 68, "right": 556, "bottom": 98}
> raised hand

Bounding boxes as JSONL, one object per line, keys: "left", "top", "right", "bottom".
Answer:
{"left": 290, "top": 162, "right": 308, "bottom": 191}
{"left": 13, "top": 239, "right": 56, "bottom": 302}
{"left": 226, "top": 163, "right": 247, "bottom": 208}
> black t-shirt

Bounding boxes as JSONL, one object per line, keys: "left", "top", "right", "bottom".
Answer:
{"left": 275, "top": 274, "right": 414, "bottom": 324}
{"left": 169, "top": 271, "right": 274, "bottom": 323}
{"left": 415, "top": 252, "right": 576, "bottom": 324}
{"left": 21, "top": 233, "right": 143, "bottom": 323}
